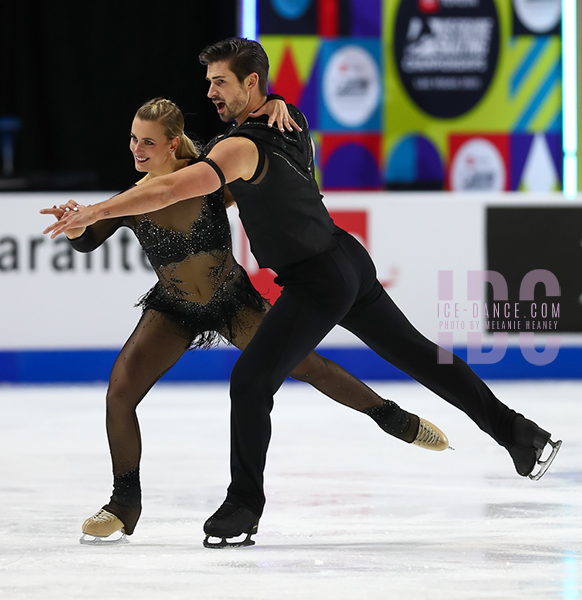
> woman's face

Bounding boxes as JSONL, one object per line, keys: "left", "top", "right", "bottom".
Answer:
{"left": 130, "top": 118, "right": 176, "bottom": 174}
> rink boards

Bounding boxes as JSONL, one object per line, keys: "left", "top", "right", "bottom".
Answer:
{"left": 1, "top": 192, "right": 580, "bottom": 382}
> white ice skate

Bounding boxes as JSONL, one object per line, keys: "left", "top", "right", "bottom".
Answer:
{"left": 412, "top": 419, "right": 452, "bottom": 452}
{"left": 80, "top": 508, "right": 129, "bottom": 545}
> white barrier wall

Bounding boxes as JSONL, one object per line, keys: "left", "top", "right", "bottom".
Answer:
{"left": 0, "top": 192, "right": 578, "bottom": 353}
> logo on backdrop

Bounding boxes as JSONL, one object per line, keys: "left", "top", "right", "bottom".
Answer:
{"left": 449, "top": 138, "right": 506, "bottom": 191}
{"left": 512, "top": 0, "right": 561, "bottom": 35}
{"left": 394, "top": 0, "right": 500, "bottom": 118}
{"left": 322, "top": 45, "right": 381, "bottom": 128}
{"left": 437, "top": 269, "right": 561, "bottom": 366}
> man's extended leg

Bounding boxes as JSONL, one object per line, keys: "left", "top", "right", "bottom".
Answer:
{"left": 336, "top": 235, "right": 560, "bottom": 479}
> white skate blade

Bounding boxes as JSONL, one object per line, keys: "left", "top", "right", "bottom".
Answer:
{"left": 79, "top": 532, "right": 129, "bottom": 546}
{"left": 529, "top": 438, "right": 562, "bottom": 481}
{"left": 203, "top": 532, "right": 255, "bottom": 549}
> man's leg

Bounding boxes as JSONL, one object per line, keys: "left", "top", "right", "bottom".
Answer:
{"left": 226, "top": 304, "right": 446, "bottom": 444}
{"left": 335, "top": 234, "right": 560, "bottom": 478}
{"left": 341, "top": 285, "right": 516, "bottom": 444}
{"left": 204, "top": 250, "right": 361, "bottom": 546}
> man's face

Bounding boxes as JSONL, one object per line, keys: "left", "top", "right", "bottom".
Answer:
{"left": 206, "top": 61, "right": 249, "bottom": 122}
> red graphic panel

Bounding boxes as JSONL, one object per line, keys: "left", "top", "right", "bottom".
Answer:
{"left": 447, "top": 134, "right": 510, "bottom": 192}
{"left": 273, "top": 46, "right": 304, "bottom": 107}
{"left": 318, "top": 0, "right": 339, "bottom": 36}
{"left": 329, "top": 210, "right": 368, "bottom": 247}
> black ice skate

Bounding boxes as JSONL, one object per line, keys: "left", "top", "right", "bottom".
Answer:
{"left": 508, "top": 415, "right": 562, "bottom": 481}
{"left": 203, "top": 501, "right": 259, "bottom": 549}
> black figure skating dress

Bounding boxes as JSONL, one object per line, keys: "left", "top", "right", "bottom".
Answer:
{"left": 69, "top": 186, "right": 267, "bottom": 348}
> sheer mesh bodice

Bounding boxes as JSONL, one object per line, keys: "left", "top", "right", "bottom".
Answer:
{"left": 69, "top": 188, "right": 267, "bottom": 348}
{"left": 131, "top": 191, "right": 235, "bottom": 304}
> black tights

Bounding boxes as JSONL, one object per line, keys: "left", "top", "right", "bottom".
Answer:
{"left": 226, "top": 234, "right": 517, "bottom": 516}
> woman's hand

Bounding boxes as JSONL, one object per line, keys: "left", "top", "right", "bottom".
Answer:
{"left": 40, "top": 200, "right": 94, "bottom": 239}
{"left": 250, "top": 99, "right": 301, "bottom": 132}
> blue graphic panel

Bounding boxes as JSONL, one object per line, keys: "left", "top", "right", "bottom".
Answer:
{"left": 349, "top": 0, "right": 381, "bottom": 36}
{"left": 386, "top": 135, "right": 444, "bottom": 184}
{"left": 318, "top": 39, "right": 382, "bottom": 132}
{"left": 323, "top": 143, "right": 381, "bottom": 189}
{"left": 258, "top": 0, "right": 317, "bottom": 34}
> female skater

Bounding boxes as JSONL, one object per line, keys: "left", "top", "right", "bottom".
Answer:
{"left": 42, "top": 98, "right": 447, "bottom": 542}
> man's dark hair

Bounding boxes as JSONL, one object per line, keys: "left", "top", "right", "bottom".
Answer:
{"left": 199, "top": 37, "right": 269, "bottom": 96}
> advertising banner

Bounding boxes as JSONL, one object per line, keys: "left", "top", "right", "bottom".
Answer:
{"left": 384, "top": 0, "right": 562, "bottom": 192}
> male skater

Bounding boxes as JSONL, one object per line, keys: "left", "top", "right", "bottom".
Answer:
{"left": 45, "top": 37, "right": 561, "bottom": 549}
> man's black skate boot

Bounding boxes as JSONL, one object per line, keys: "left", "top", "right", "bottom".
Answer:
{"left": 507, "top": 415, "right": 562, "bottom": 480}
{"left": 203, "top": 501, "right": 259, "bottom": 548}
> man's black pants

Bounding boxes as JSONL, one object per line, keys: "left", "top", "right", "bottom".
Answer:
{"left": 226, "top": 233, "right": 517, "bottom": 516}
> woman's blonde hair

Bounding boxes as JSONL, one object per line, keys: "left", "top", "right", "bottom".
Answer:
{"left": 136, "top": 98, "right": 199, "bottom": 160}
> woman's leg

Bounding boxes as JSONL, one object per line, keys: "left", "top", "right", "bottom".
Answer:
{"left": 87, "top": 309, "right": 192, "bottom": 536}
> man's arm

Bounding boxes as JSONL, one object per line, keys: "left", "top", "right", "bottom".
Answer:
{"left": 43, "top": 137, "right": 258, "bottom": 238}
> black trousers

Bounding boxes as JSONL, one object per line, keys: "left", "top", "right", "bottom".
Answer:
{"left": 226, "top": 233, "right": 517, "bottom": 516}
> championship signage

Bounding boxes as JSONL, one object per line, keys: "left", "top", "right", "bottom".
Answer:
{"left": 393, "top": 0, "right": 500, "bottom": 119}
{"left": 384, "top": 0, "right": 562, "bottom": 192}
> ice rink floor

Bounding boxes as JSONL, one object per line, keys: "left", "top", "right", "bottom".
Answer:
{"left": 0, "top": 379, "right": 580, "bottom": 599}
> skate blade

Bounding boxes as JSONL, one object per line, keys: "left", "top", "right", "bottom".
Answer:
{"left": 529, "top": 438, "right": 562, "bottom": 481}
{"left": 79, "top": 532, "right": 129, "bottom": 546}
{"left": 203, "top": 533, "right": 256, "bottom": 549}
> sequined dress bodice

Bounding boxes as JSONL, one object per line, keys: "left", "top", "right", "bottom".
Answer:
{"left": 69, "top": 189, "right": 235, "bottom": 305}
{"left": 133, "top": 192, "right": 231, "bottom": 270}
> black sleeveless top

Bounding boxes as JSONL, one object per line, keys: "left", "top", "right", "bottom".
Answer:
{"left": 210, "top": 105, "right": 342, "bottom": 273}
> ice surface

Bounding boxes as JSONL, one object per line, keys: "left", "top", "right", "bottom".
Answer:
{"left": 0, "top": 380, "right": 580, "bottom": 599}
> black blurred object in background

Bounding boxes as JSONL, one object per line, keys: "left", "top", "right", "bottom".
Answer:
{"left": 0, "top": 0, "right": 236, "bottom": 191}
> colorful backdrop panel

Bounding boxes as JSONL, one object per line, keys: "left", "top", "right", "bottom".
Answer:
{"left": 384, "top": 0, "right": 562, "bottom": 192}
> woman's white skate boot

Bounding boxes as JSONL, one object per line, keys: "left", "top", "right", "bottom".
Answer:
{"left": 412, "top": 419, "right": 451, "bottom": 451}
{"left": 363, "top": 399, "right": 452, "bottom": 451}
{"left": 80, "top": 508, "right": 129, "bottom": 545}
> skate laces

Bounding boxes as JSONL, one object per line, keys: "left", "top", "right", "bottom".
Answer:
{"left": 415, "top": 421, "right": 440, "bottom": 446}
{"left": 90, "top": 509, "right": 119, "bottom": 523}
